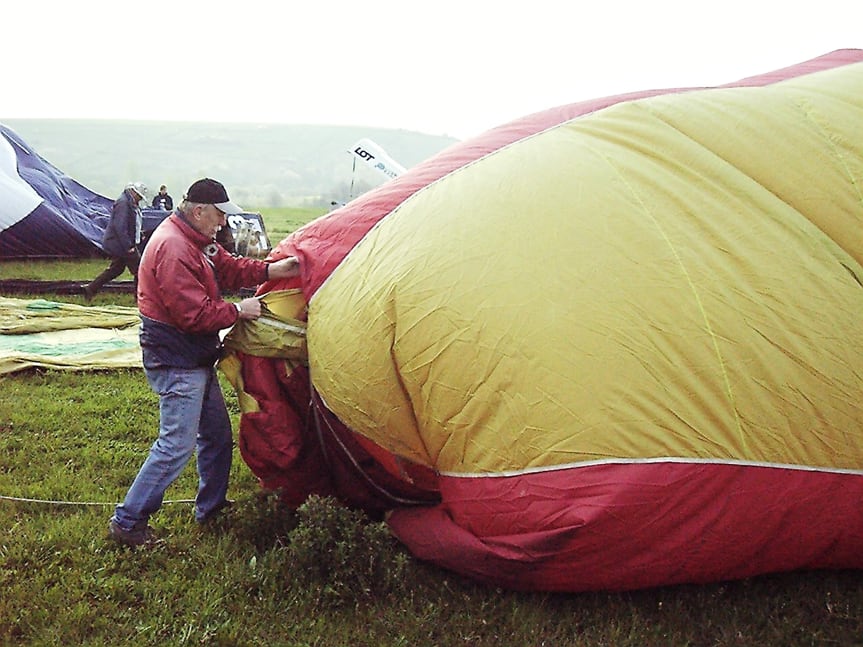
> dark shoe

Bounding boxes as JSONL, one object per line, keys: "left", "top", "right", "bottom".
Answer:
{"left": 197, "top": 499, "right": 234, "bottom": 525}
{"left": 108, "top": 519, "right": 156, "bottom": 547}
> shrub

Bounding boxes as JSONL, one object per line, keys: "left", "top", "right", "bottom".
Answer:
{"left": 227, "top": 489, "right": 299, "bottom": 552}
{"left": 286, "top": 495, "right": 412, "bottom": 607}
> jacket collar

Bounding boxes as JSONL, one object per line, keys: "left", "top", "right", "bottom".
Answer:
{"left": 170, "top": 212, "right": 213, "bottom": 249}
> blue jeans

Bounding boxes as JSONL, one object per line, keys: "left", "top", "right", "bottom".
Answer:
{"left": 112, "top": 365, "right": 233, "bottom": 529}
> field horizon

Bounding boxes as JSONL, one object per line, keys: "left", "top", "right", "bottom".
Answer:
{"left": 1, "top": 118, "right": 458, "bottom": 209}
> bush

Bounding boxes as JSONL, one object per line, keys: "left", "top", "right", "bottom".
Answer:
{"left": 227, "top": 489, "right": 299, "bottom": 552}
{"left": 286, "top": 495, "right": 412, "bottom": 607}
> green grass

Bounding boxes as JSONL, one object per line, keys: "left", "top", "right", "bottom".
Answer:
{"left": 257, "top": 205, "right": 329, "bottom": 244}
{"left": 0, "top": 259, "right": 115, "bottom": 283}
{"left": 2, "top": 215, "right": 863, "bottom": 645}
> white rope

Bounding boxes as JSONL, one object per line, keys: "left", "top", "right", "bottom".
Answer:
{"left": 0, "top": 495, "right": 195, "bottom": 507}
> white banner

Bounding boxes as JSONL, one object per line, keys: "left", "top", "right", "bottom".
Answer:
{"left": 348, "top": 138, "right": 406, "bottom": 181}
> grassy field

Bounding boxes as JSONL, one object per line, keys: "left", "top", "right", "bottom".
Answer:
{"left": 258, "top": 205, "right": 329, "bottom": 244}
{"left": 1, "top": 208, "right": 863, "bottom": 645}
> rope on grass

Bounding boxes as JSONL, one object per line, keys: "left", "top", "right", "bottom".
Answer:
{"left": 0, "top": 495, "right": 195, "bottom": 507}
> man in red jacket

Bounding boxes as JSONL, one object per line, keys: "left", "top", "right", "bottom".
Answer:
{"left": 109, "top": 178, "right": 301, "bottom": 546}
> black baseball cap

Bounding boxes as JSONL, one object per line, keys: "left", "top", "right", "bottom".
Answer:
{"left": 185, "top": 178, "right": 242, "bottom": 214}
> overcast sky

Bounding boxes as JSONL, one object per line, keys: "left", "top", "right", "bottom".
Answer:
{"left": 2, "top": 1, "right": 860, "bottom": 139}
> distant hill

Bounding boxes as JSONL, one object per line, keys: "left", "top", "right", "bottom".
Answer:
{"left": 1, "top": 119, "right": 459, "bottom": 208}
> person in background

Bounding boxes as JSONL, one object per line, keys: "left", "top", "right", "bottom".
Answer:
{"left": 84, "top": 181, "right": 148, "bottom": 301}
{"left": 107, "top": 178, "right": 301, "bottom": 547}
{"left": 152, "top": 184, "right": 173, "bottom": 211}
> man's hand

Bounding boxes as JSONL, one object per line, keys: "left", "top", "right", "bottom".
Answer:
{"left": 235, "top": 297, "right": 262, "bottom": 320}
{"left": 267, "top": 256, "right": 300, "bottom": 280}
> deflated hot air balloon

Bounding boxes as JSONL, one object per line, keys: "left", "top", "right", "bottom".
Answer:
{"left": 221, "top": 49, "right": 863, "bottom": 592}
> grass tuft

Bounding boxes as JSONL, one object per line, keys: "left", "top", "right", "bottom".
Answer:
{"left": 285, "top": 495, "right": 414, "bottom": 608}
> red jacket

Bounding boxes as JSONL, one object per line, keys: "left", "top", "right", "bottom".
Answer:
{"left": 138, "top": 213, "right": 268, "bottom": 334}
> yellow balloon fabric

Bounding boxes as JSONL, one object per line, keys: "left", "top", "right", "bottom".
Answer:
{"left": 308, "top": 61, "right": 863, "bottom": 477}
